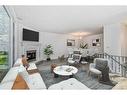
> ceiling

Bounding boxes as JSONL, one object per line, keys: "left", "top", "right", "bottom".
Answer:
{"left": 12, "top": 6, "right": 127, "bottom": 35}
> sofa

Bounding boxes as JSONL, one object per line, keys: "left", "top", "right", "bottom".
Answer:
{"left": 0, "top": 58, "right": 90, "bottom": 90}
{"left": 0, "top": 61, "right": 46, "bottom": 89}
{"left": 1, "top": 58, "right": 127, "bottom": 90}
{"left": 48, "top": 78, "right": 90, "bottom": 90}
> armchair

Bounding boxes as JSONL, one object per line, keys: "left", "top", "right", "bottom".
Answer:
{"left": 89, "top": 58, "right": 105, "bottom": 80}
{"left": 67, "top": 54, "right": 82, "bottom": 65}
{"left": 89, "top": 63, "right": 101, "bottom": 80}
{"left": 89, "top": 58, "right": 112, "bottom": 83}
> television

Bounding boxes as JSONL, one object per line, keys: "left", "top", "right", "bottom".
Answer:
{"left": 23, "top": 28, "right": 39, "bottom": 42}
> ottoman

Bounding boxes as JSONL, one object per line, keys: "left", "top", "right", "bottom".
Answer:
{"left": 48, "top": 78, "right": 90, "bottom": 90}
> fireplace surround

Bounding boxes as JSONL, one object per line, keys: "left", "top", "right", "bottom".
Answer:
{"left": 20, "top": 42, "right": 41, "bottom": 62}
{"left": 26, "top": 50, "right": 36, "bottom": 62}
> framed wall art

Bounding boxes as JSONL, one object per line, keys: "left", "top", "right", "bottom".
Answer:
{"left": 67, "top": 39, "right": 75, "bottom": 46}
{"left": 92, "top": 38, "right": 101, "bottom": 47}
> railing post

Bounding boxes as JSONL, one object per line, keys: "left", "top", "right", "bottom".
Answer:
{"left": 124, "top": 67, "right": 127, "bottom": 77}
{"left": 121, "top": 65, "right": 124, "bottom": 77}
{"left": 118, "top": 57, "right": 120, "bottom": 72}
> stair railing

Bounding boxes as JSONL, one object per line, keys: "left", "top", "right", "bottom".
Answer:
{"left": 94, "top": 53, "right": 127, "bottom": 77}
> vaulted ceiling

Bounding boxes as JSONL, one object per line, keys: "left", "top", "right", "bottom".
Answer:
{"left": 12, "top": 6, "right": 127, "bottom": 35}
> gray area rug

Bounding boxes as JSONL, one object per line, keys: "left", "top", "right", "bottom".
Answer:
{"left": 39, "top": 67, "right": 114, "bottom": 89}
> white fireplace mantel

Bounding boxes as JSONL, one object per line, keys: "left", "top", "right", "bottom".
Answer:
{"left": 20, "top": 41, "right": 41, "bottom": 61}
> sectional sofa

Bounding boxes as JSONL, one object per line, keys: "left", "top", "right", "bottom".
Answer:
{"left": 0, "top": 60, "right": 90, "bottom": 90}
{"left": 1, "top": 59, "right": 127, "bottom": 90}
{"left": 0, "top": 62, "right": 46, "bottom": 89}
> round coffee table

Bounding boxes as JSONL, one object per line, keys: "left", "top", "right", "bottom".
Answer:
{"left": 53, "top": 65, "right": 78, "bottom": 78}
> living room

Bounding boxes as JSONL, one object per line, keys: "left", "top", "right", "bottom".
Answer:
{"left": 0, "top": 5, "right": 127, "bottom": 91}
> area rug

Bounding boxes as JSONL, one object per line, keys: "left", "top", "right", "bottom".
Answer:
{"left": 39, "top": 68, "right": 114, "bottom": 89}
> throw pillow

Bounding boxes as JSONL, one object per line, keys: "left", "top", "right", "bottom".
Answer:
{"left": 12, "top": 74, "right": 29, "bottom": 89}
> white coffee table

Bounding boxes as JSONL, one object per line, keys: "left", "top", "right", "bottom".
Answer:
{"left": 53, "top": 65, "right": 78, "bottom": 77}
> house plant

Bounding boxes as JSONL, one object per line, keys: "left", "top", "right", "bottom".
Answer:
{"left": 0, "top": 51, "right": 8, "bottom": 65}
{"left": 44, "top": 44, "right": 53, "bottom": 61}
{"left": 80, "top": 43, "right": 88, "bottom": 49}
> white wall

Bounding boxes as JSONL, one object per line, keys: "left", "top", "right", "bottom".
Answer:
{"left": 14, "top": 21, "right": 127, "bottom": 61}
{"left": 14, "top": 21, "right": 23, "bottom": 61}
{"left": 39, "top": 32, "right": 78, "bottom": 60}
{"left": 82, "top": 34, "right": 104, "bottom": 55}
{"left": 121, "top": 24, "right": 127, "bottom": 56}
{"left": 104, "top": 23, "right": 122, "bottom": 56}
{"left": 14, "top": 21, "right": 78, "bottom": 61}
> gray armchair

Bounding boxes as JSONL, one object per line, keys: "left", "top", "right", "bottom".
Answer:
{"left": 89, "top": 58, "right": 108, "bottom": 80}
{"left": 89, "top": 58, "right": 111, "bottom": 82}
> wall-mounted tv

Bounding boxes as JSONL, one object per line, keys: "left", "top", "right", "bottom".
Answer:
{"left": 23, "top": 28, "right": 39, "bottom": 42}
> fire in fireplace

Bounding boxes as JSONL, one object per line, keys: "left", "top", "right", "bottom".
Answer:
{"left": 26, "top": 50, "right": 36, "bottom": 62}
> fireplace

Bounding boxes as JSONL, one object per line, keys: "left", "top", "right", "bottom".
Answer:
{"left": 26, "top": 50, "right": 36, "bottom": 62}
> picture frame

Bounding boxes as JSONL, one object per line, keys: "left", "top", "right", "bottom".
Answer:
{"left": 67, "top": 39, "right": 75, "bottom": 46}
{"left": 92, "top": 38, "right": 101, "bottom": 47}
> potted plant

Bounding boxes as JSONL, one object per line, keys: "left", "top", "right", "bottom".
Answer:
{"left": 80, "top": 43, "right": 88, "bottom": 49}
{"left": 44, "top": 44, "right": 53, "bottom": 61}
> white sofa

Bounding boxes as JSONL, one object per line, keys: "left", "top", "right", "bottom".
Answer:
{"left": 0, "top": 67, "right": 20, "bottom": 89}
{"left": 0, "top": 61, "right": 46, "bottom": 89}
{"left": 18, "top": 65, "right": 46, "bottom": 90}
{"left": 1, "top": 58, "right": 90, "bottom": 90}
{"left": 48, "top": 78, "right": 90, "bottom": 90}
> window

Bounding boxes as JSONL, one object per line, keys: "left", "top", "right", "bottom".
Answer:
{"left": 0, "top": 6, "right": 11, "bottom": 68}
{"left": 0, "top": 6, "right": 13, "bottom": 82}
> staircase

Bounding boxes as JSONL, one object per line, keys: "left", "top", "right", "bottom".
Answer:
{"left": 94, "top": 53, "right": 127, "bottom": 78}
